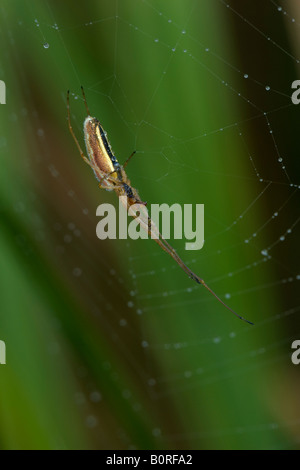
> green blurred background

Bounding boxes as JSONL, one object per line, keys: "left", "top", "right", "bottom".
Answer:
{"left": 0, "top": 0, "right": 299, "bottom": 449}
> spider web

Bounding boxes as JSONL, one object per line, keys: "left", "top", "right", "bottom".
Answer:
{"left": 1, "top": 0, "right": 300, "bottom": 450}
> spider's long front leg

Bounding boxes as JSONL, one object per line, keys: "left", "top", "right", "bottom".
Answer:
{"left": 67, "top": 90, "right": 92, "bottom": 168}
{"left": 154, "top": 234, "right": 253, "bottom": 324}
{"left": 127, "top": 200, "right": 253, "bottom": 325}
{"left": 156, "top": 232, "right": 253, "bottom": 324}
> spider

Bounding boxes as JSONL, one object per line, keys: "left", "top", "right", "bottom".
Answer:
{"left": 67, "top": 87, "right": 253, "bottom": 325}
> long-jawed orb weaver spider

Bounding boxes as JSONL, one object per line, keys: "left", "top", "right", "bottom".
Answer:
{"left": 67, "top": 87, "right": 253, "bottom": 325}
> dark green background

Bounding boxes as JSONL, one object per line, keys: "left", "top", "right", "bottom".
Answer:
{"left": 0, "top": 0, "right": 299, "bottom": 449}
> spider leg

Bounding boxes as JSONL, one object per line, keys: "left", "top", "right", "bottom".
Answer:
{"left": 67, "top": 90, "right": 91, "bottom": 168}
{"left": 80, "top": 86, "right": 90, "bottom": 116}
{"left": 123, "top": 150, "right": 136, "bottom": 169}
{"left": 134, "top": 199, "right": 147, "bottom": 206}
{"left": 154, "top": 235, "right": 254, "bottom": 325}
{"left": 98, "top": 169, "right": 118, "bottom": 188}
